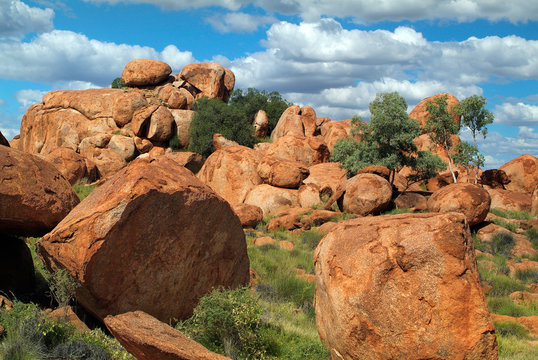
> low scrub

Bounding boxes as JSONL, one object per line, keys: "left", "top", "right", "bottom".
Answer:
{"left": 490, "top": 208, "right": 533, "bottom": 221}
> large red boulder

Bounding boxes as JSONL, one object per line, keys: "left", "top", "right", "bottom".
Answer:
{"left": 486, "top": 188, "right": 531, "bottom": 212}
{"left": 105, "top": 311, "right": 230, "bottom": 360}
{"left": 179, "top": 62, "right": 235, "bottom": 102}
{"left": 314, "top": 213, "right": 498, "bottom": 360}
{"left": 257, "top": 156, "right": 309, "bottom": 189}
{"left": 263, "top": 135, "right": 329, "bottom": 167}
{"left": 44, "top": 147, "right": 99, "bottom": 185}
{"left": 499, "top": 154, "right": 538, "bottom": 194}
{"left": 244, "top": 184, "right": 298, "bottom": 215}
{"left": 270, "top": 105, "right": 317, "bottom": 140}
{"left": 409, "top": 93, "right": 460, "bottom": 133}
{"left": 37, "top": 156, "right": 249, "bottom": 322}
{"left": 342, "top": 174, "right": 392, "bottom": 216}
{"left": 427, "top": 183, "right": 491, "bottom": 226}
{"left": 197, "top": 145, "right": 262, "bottom": 206}
{"left": 0, "top": 146, "right": 79, "bottom": 236}
{"left": 122, "top": 59, "right": 172, "bottom": 87}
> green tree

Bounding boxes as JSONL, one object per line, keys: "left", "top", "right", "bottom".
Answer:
{"left": 229, "top": 88, "right": 292, "bottom": 136}
{"left": 452, "top": 141, "right": 485, "bottom": 183}
{"left": 331, "top": 92, "right": 446, "bottom": 189}
{"left": 424, "top": 94, "right": 461, "bottom": 183}
{"left": 188, "top": 97, "right": 256, "bottom": 157}
{"left": 454, "top": 95, "right": 493, "bottom": 183}
{"left": 111, "top": 77, "right": 125, "bottom": 89}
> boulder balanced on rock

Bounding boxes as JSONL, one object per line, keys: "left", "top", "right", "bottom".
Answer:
{"left": 37, "top": 156, "right": 250, "bottom": 323}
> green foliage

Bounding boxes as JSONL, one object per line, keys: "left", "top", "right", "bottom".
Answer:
{"left": 300, "top": 230, "right": 324, "bottom": 250}
{"left": 515, "top": 269, "right": 538, "bottom": 284}
{"left": 177, "top": 287, "right": 277, "bottom": 359}
{"left": 490, "top": 208, "right": 533, "bottom": 220}
{"left": 189, "top": 97, "right": 257, "bottom": 157}
{"left": 111, "top": 78, "right": 125, "bottom": 89}
{"left": 50, "top": 340, "right": 111, "bottom": 360}
{"left": 229, "top": 88, "right": 292, "bottom": 136}
{"left": 331, "top": 93, "right": 445, "bottom": 187}
{"left": 494, "top": 321, "right": 530, "bottom": 339}
{"left": 49, "top": 269, "right": 80, "bottom": 308}
{"left": 488, "top": 296, "right": 538, "bottom": 317}
{"left": 497, "top": 333, "right": 538, "bottom": 360}
{"left": 424, "top": 94, "right": 460, "bottom": 183}
{"left": 490, "top": 218, "right": 519, "bottom": 233}
{"left": 491, "top": 232, "right": 516, "bottom": 257}
{"left": 526, "top": 227, "right": 538, "bottom": 249}
{"left": 168, "top": 133, "right": 181, "bottom": 150}
{"left": 72, "top": 182, "right": 96, "bottom": 201}
{"left": 452, "top": 141, "right": 484, "bottom": 182}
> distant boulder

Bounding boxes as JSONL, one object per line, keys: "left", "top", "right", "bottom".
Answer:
{"left": 179, "top": 62, "right": 235, "bottom": 102}
{"left": 271, "top": 105, "right": 317, "bottom": 140}
{"left": 263, "top": 135, "right": 330, "bottom": 167}
{"left": 122, "top": 59, "right": 172, "bottom": 87}
{"left": 342, "top": 174, "right": 392, "bottom": 216}
{"left": 253, "top": 110, "right": 269, "bottom": 139}
{"left": 499, "top": 154, "right": 538, "bottom": 194}
{"left": 257, "top": 156, "right": 309, "bottom": 189}
{"left": 486, "top": 188, "right": 531, "bottom": 212}
{"left": 480, "top": 169, "right": 510, "bottom": 189}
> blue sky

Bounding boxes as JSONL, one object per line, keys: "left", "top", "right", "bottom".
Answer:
{"left": 1, "top": 0, "right": 537, "bottom": 169}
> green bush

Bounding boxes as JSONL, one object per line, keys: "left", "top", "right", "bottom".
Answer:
{"left": 490, "top": 232, "right": 516, "bottom": 257}
{"left": 526, "top": 227, "right": 538, "bottom": 249}
{"left": 72, "top": 183, "right": 96, "bottom": 201}
{"left": 51, "top": 340, "right": 111, "bottom": 360}
{"left": 177, "top": 287, "right": 277, "bottom": 359}
{"left": 300, "top": 230, "right": 324, "bottom": 250}
{"left": 189, "top": 97, "right": 257, "bottom": 157}
{"left": 488, "top": 296, "right": 537, "bottom": 317}
{"left": 490, "top": 218, "right": 519, "bottom": 233}
{"left": 489, "top": 208, "right": 532, "bottom": 220}
{"left": 49, "top": 269, "right": 80, "bottom": 308}
{"left": 494, "top": 321, "right": 530, "bottom": 339}
{"left": 111, "top": 78, "right": 125, "bottom": 89}
{"left": 515, "top": 269, "right": 538, "bottom": 284}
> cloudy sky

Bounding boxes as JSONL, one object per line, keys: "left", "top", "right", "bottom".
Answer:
{"left": 1, "top": 0, "right": 537, "bottom": 168}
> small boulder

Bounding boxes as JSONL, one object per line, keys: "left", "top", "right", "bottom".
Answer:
{"left": 122, "top": 59, "right": 172, "bottom": 87}
{"left": 232, "top": 203, "right": 263, "bottom": 228}
{"left": 480, "top": 169, "right": 510, "bottom": 189}
{"left": 164, "top": 152, "right": 205, "bottom": 174}
{"left": 253, "top": 110, "right": 269, "bottom": 139}
{"left": 257, "top": 156, "right": 309, "bottom": 189}
{"left": 319, "top": 119, "right": 355, "bottom": 152}
{"left": 213, "top": 133, "right": 239, "bottom": 152}
{"left": 244, "top": 184, "right": 298, "bottom": 215}
{"left": 112, "top": 90, "right": 148, "bottom": 127}
{"left": 499, "top": 154, "right": 538, "bottom": 194}
{"left": 486, "top": 188, "right": 531, "bottom": 212}
{"left": 394, "top": 192, "right": 428, "bottom": 211}
{"left": 108, "top": 135, "right": 137, "bottom": 162}
{"left": 44, "top": 147, "right": 99, "bottom": 185}
{"left": 253, "top": 236, "right": 276, "bottom": 247}
{"left": 427, "top": 183, "right": 490, "bottom": 226}
{"left": 271, "top": 105, "right": 317, "bottom": 140}
{"left": 342, "top": 174, "right": 392, "bottom": 216}
{"left": 104, "top": 311, "right": 230, "bottom": 360}
{"left": 134, "top": 137, "right": 153, "bottom": 154}
{"left": 314, "top": 212, "right": 497, "bottom": 360}
{"left": 409, "top": 93, "right": 460, "bottom": 133}
{"left": 298, "top": 184, "right": 322, "bottom": 208}
{"left": 147, "top": 106, "right": 175, "bottom": 143}
{"left": 37, "top": 156, "right": 249, "bottom": 322}
{"left": 263, "top": 135, "right": 329, "bottom": 167}
{"left": 179, "top": 62, "right": 234, "bottom": 101}
{"left": 303, "top": 162, "right": 347, "bottom": 194}
{"left": 170, "top": 109, "right": 195, "bottom": 148}
{"left": 0, "top": 146, "right": 79, "bottom": 236}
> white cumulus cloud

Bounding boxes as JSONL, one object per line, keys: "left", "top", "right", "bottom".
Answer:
{"left": 16, "top": 89, "right": 47, "bottom": 108}
{"left": 0, "top": 0, "right": 54, "bottom": 37}
{"left": 206, "top": 12, "right": 276, "bottom": 33}
{"left": 494, "top": 101, "right": 538, "bottom": 126}
{"left": 84, "top": 0, "right": 244, "bottom": 11}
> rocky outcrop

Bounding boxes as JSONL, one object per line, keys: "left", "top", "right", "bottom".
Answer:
{"left": 37, "top": 156, "right": 249, "bottom": 322}
{"left": 197, "top": 146, "right": 262, "bottom": 206}
{"left": 499, "top": 154, "right": 538, "bottom": 194}
{"left": 253, "top": 110, "right": 269, "bottom": 139}
{"left": 486, "top": 188, "right": 531, "bottom": 212}
{"left": 270, "top": 105, "right": 317, "bottom": 140}
{"left": 342, "top": 174, "right": 392, "bottom": 216}
{"left": 105, "top": 311, "right": 230, "bottom": 360}
{"left": 44, "top": 147, "right": 99, "bottom": 185}
{"left": 179, "top": 62, "right": 235, "bottom": 102}
{"left": 164, "top": 152, "right": 204, "bottom": 174}
{"left": 212, "top": 133, "right": 239, "bottom": 152}
{"left": 409, "top": 93, "right": 460, "bottom": 132}
{"left": 122, "top": 59, "right": 172, "bottom": 87}
{"left": 257, "top": 156, "right": 309, "bottom": 189}
{"left": 303, "top": 162, "right": 347, "bottom": 194}
{"left": 319, "top": 119, "right": 356, "bottom": 152}
{"left": 314, "top": 212, "right": 497, "bottom": 360}
{"left": 0, "top": 146, "right": 79, "bottom": 236}
{"left": 263, "top": 135, "right": 329, "bottom": 167}
{"left": 427, "top": 183, "right": 490, "bottom": 226}
{"left": 244, "top": 184, "right": 298, "bottom": 215}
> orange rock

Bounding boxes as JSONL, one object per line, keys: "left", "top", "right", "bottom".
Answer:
{"left": 264, "top": 135, "right": 330, "bottom": 167}
{"left": 244, "top": 184, "right": 299, "bottom": 215}
{"left": 44, "top": 147, "right": 99, "bottom": 185}
{"left": 122, "top": 59, "right": 172, "bottom": 87}
{"left": 409, "top": 93, "right": 460, "bottom": 133}
{"left": 298, "top": 183, "right": 322, "bottom": 208}
{"left": 279, "top": 240, "right": 294, "bottom": 251}
{"left": 147, "top": 106, "right": 174, "bottom": 142}
{"left": 319, "top": 119, "right": 356, "bottom": 152}
{"left": 197, "top": 145, "right": 262, "bottom": 206}
{"left": 8, "top": 134, "right": 20, "bottom": 149}
{"left": 303, "top": 162, "right": 347, "bottom": 194}
{"left": 48, "top": 306, "right": 90, "bottom": 333}
{"left": 164, "top": 152, "right": 204, "bottom": 174}
{"left": 394, "top": 192, "right": 428, "bottom": 211}
{"left": 104, "top": 311, "right": 230, "bottom": 360}
{"left": 37, "top": 156, "right": 249, "bottom": 322}
{"left": 170, "top": 109, "right": 195, "bottom": 149}
{"left": 179, "top": 62, "right": 234, "bottom": 101}
{"left": 491, "top": 314, "right": 538, "bottom": 336}
{"left": 486, "top": 188, "right": 531, "bottom": 212}
{"left": 266, "top": 207, "right": 311, "bottom": 231}
{"left": 0, "top": 146, "right": 79, "bottom": 236}
{"left": 132, "top": 104, "right": 159, "bottom": 137}
{"left": 232, "top": 203, "right": 263, "bottom": 228}
{"left": 212, "top": 133, "right": 238, "bottom": 152}
{"left": 253, "top": 236, "right": 276, "bottom": 246}
{"left": 253, "top": 110, "right": 269, "bottom": 139}
{"left": 270, "top": 105, "right": 317, "bottom": 140}
{"left": 480, "top": 169, "right": 510, "bottom": 190}
{"left": 532, "top": 187, "right": 538, "bottom": 216}
{"left": 509, "top": 291, "right": 538, "bottom": 304}
{"left": 314, "top": 212, "right": 497, "bottom": 360}
{"left": 108, "top": 135, "right": 137, "bottom": 162}
{"left": 257, "top": 156, "right": 309, "bottom": 189}
{"left": 112, "top": 90, "right": 148, "bottom": 127}
{"left": 156, "top": 84, "right": 188, "bottom": 109}
{"left": 507, "top": 258, "right": 538, "bottom": 277}
{"left": 317, "top": 221, "right": 338, "bottom": 235}
{"left": 475, "top": 222, "right": 511, "bottom": 242}
{"left": 499, "top": 154, "right": 538, "bottom": 194}
{"left": 343, "top": 174, "right": 392, "bottom": 216}
{"left": 134, "top": 137, "right": 153, "bottom": 154}
{"left": 427, "top": 183, "right": 491, "bottom": 226}
{"left": 511, "top": 234, "right": 537, "bottom": 258}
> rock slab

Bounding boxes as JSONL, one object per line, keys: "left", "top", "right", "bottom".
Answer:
{"left": 314, "top": 212, "right": 498, "bottom": 360}
{"left": 37, "top": 156, "right": 249, "bottom": 322}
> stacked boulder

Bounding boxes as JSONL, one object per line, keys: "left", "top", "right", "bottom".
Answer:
{"left": 16, "top": 60, "right": 234, "bottom": 178}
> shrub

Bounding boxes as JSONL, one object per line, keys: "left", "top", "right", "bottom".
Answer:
{"left": 494, "top": 321, "right": 530, "bottom": 339}
{"left": 51, "top": 340, "right": 111, "bottom": 360}
{"left": 515, "top": 269, "right": 538, "bottom": 284}
{"left": 526, "top": 227, "right": 538, "bottom": 249}
{"left": 177, "top": 287, "right": 277, "bottom": 359}
{"left": 490, "top": 208, "right": 532, "bottom": 220}
{"left": 300, "top": 230, "right": 324, "bottom": 250}
{"left": 49, "top": 269, "right": 80, "bottom": 308}
{"left": 490, "top": 232, "right": 515, "bottom": 257}
{"left": 111, "top": 78, "right": 125, "bottom": 89}
{"left": 188, "top": 97, "right": 257, "bottom": 157}
{"left": 72, "top": 182, "right": 96, "bottom": 201}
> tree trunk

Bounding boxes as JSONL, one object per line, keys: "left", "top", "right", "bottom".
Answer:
{"left": 444, "top": 139, "right": 457, "bottom": 183}
{"left": 472, "top": 132, "right": 479, "bottom": 184}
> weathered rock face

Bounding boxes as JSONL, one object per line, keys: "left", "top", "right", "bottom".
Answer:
{"left": 343, "top": 174, "right": 392, "bottom": 216}
{"left": 253, "top": 110, "right": 269, "bottom": 139}
{"left": 480, "top": 169, "right": 510, "bottom": 189}
{"left": 122, "top": 59, "right": 172, "bottom": 86}
{"left": 212, "top": 133, "right": 239, "bottom": 152}
{"left": 105, "top": 311, "right": 230, "bottom": 360}
{"left": 427, "top": 183, "right": 491, "bottom": 226}
{"left": 303, "top": 162, "right": 347, "bottom": 194}
{"left": 409, "top": 93, "right": 460, "bottom": 132}
{"left": 394, "top": 192, "right": 428, "bottom": 211}
{"left": 0, "top": 146, "right": 80, "bottom": 236}
{"left": 44, "top": 147, "right": 99, "bottom": 185}
{"left": 314, "top": 212, "right": 498, "bottom": 360}
{"left": 257, "top": 156, "right": 309, "bottom": 189}
{"left": 264, "top": 135, "right": 329, "bottom": 167}
{"left": 197, "top": 145, "right": 262, "bottom": 206}
{"left": 170, "top": 109, "right": 195, "bottom": 148}
{"left": 298, "top": 184, "right": 322, "bottom": 208}
{"left": 179, "top": 62, "right": 235, "bottom": 102}
{"left": 0, "top": 236, "right": 35, "bottom": 298}
{"left": 271, "top": 105, "right": 317, "bottom": 140}
{"left": 147, "top": 106, "right": 175, "bottom": 143}
{"left": 319, "top": 119, "right": 355, "bottom": 152}
{"left": 0, "top": 130, "right": 9, "bottom": 147}
{"left": 164, "top": 152, "right": 204, "bottom": 174}
{"left": 486, "top": 188, "right": 531, "bottom": 212}
{"left": 37, "top": 156, "right": 249, "bottom": 322}
{"left": 244, "top": 184, "right": 299, "bottom": 215}
{"left": 232, "top": 203, "right": 263, "bottom": 228}
{"left": 499, "top": 154, "right": 538, "bottom": 194}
